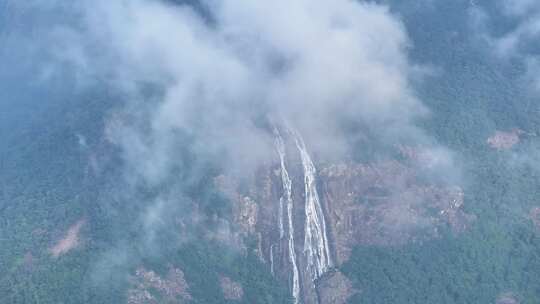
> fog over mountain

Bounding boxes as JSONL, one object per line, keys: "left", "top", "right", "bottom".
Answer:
{"left": 2, "top": 1, "right": 540, "bottom": 303}
{"left": 69, "top": 0, "right": 445, "bottom": 174}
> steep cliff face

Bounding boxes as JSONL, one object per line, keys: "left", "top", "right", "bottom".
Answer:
{"left": 320, "top": 161, "right": 473, "bottom": 264}
{"left": 217, "top": 130, "right": 473, "bottom": 304}
{"left": 217, "top": 125, "right": 335, "bottom": 304}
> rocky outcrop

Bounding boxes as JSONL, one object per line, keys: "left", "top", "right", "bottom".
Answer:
{"left": 530, "top": 207, "right": 540, "bottom": 231}
{"left": 215, "top": 175, "right": 259, "bottom": 236}
{"left": 50, "top": 219, "right": 85, "bottom": 258}
{"left": 496, "top": 292, "right": 519, "bottom": 304}
{"left": 320, "top": 161, "right": 474, "bottom": 264}
{"left": 219, "top": 276, "right": 244, "bottom": 301}
{"left": 487, "top": 129, "right": 523, "bottom": 150}
{"left": 127, "top": 266, "right": 191, "bottom": 304}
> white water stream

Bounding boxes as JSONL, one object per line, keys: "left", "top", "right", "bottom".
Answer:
{"left": 274, "top": 126, "right": 301, "bottom": 304}
{"left": 273, "top": 123, "right": 332, "bottom": 303}
{"left": 289, "top": 128, "right": 332, "bottom": 280}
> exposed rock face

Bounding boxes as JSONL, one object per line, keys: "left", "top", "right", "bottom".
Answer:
{"left": 127, "top": 266, "right": 191, "bottom": 304}
{"left": 530, "top": 207, "right": 540, "bottom": 230}
{"left": 50, "top": 219, "right": 85, "bottom": 258}
{"left": 219, "top": 276, "right": 244, "bottom": 301}
{"left": 215, "top": 176, "right": 259, "bottom": 236}
{"left": 320, "top": 161, "right": 474, "bottom": 264}
{"left": 496, "top": 292, "right": 519, "bottom": 304}
{"left": 127, "top": 289, "right": 156, "bottom": 304}
{"left": 487, "top": 129, "right": 523, "bottom": 150}
{"left": 317, "top": 270, "right": 357, "bottom": 304}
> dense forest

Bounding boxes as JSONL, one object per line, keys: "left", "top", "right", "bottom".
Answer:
{"left": 1, "top": 0, "right": 540, "bottom": 303}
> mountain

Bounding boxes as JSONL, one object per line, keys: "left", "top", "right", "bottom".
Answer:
{"left": 1, "top": 1, "right": 540, "bottom": 303}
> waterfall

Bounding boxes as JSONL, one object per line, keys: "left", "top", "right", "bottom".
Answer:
{"left": 289, "top": 128, "right": 332, "bottom": 280}
{"left": 279, "top": 198, "right": 285, "bottom": 239}
{"left": 270, "top": 244, "right": 275, "bottom": 276}
{"left": 273, "top": 126, "right": 301, "bottom": 304}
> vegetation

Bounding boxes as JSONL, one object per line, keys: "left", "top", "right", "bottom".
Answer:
{"left": 342, "top": 1, "right": 540, "bottom": 303}
{"left": 2, "top": 0, "right": 540, "bottom": 303}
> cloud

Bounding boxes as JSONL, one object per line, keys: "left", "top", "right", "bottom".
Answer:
{"left": 49, "top": 0, "right": 459, "bottom": 246}
{"left": 501, "top": 2, "right": 540, "bottom": 92}
{"left": 0, "top": 1, "right": 468, "bottom": 296}
{"left": 71, "top": 0, "right": 435, "bottom": 179}
{"left": 469, "top": 1, "right": 540, "bottom": 93}
{"left": 499, "top": 0, "right": 539, "bottom": 17}
{"left": 12, "top": 0, "right": 461, "bottom": 280}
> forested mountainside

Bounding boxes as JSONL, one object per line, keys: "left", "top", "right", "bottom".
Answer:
{"left": 1, "top": 1, "right": 540, "bottom": 303}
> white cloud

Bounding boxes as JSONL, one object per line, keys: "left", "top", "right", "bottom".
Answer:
{"left": 70, "top": 0, "right": 434, "bottom": 186}
{"left": 471, "top": 1, "right": 540, "bottom": 92}
{"left": 29, "top": 0, "right": 460, "bottom": 259}
{"left": 500, "top": 0, "right": 539, "bottom": 16}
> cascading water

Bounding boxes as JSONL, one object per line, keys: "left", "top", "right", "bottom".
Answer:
{"left": 273, "top": 126, "right": 301, "bottom": 304}
{"left": 269, "top": 244, "right": 275, "bottom": 276}
{"left": 279, "top": 196, "right": 285, "bottom": 239}
{"left": 289, "top": 128, "right": 332, "bottom": 280}
{"left": 272, "top": 122, "right": 333, "bottom": 303}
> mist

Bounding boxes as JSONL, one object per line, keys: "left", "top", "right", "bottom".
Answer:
{"left": 0, "top": 1, "right": 469, "bottom": 302}
{"left": 59, "top": 0, "right": 445, "bottom": 178}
